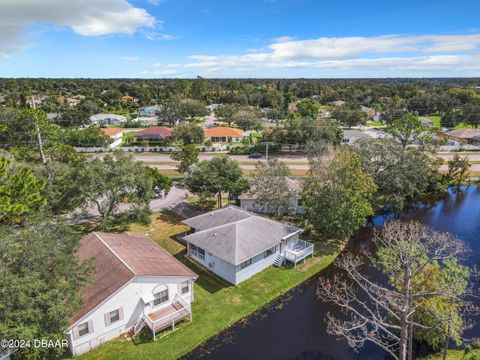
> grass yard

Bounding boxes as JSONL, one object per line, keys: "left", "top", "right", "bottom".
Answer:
{"left": 421, "top": 349, "right": 480, "bottom": 360}
{"left": 367, "top": 121, "right": 384, "bottom": 127}
{"left": 424, "top": 115, "right": 476, "bottom": 130}
{"left": 78, "top": 210, "right": 343, "bottom": 360}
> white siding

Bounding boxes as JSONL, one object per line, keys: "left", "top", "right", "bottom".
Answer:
{"left": 68, "top": 275, "right": 194, "bottom": 356}
{"left": 235, "top": 245, "right": 280, "bottom": 285}
{"left": 190, "top": 248, "right": 237, "bottom": 285}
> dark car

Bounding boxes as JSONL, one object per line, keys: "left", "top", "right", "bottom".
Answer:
{"left": 248, "top": 152, "right": 262, "bottom": 159}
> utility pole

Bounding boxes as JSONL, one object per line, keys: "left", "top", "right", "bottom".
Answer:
{"left": 261, "top": 141, "right": 274, "bottom": 162}
{"left": 31, "top": 96, "right": 47, "bottom": 164}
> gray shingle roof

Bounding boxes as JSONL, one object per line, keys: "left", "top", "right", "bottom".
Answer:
{"left": 182, "top": 206, "right": 302, "bottom": 265}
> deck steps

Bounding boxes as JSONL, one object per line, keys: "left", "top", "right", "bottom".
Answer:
{"left": 131, "top": 317, "right": 146, "bottom": 338}
{"left": 273, "top": 254, "right": 285, "bottom": 267}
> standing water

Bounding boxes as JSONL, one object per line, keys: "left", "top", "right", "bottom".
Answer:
{"left": 184, "top": 187, "right": 480, "bottom": 360}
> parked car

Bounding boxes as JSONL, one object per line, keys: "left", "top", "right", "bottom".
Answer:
{"left": 248, "top": 152, "right": 262, "bottom": 159}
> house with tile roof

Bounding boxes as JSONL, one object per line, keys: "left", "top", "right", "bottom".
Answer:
{"left": 204, "top": 127, "right": 245, "bottom": 143}
{"left": 100, "top": 127, "right": 123, "bottom": 140}
{"left": 133, "top": 126, "right": 173, "bottom": 142}
{"left": 66, "top": 232, "right": 198, "bottom": 356}
{"left": 182, "top": 206, "right": 314, "bottom": 285}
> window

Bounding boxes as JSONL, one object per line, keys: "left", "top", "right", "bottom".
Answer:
{"left": 191, "top": 244, "right": 205, "bottom": 261}
{"left": 153, "top": 289, "right": 169, "bottom": 307}
{"left": 263, "top": 246, "right": 276, "bottom": 258}
{"left": 78, "top": 322, "right": 89, "bottom": 337}
{"left": 109, "top": 309, "right": 120, "bottom": 324}
{"left": 240, "top": 258, "right": 252, "bottom": 269}
{"left": 181, "top": 281, "right": 189, "bottom": 294}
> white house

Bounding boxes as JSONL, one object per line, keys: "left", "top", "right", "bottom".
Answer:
{"left": 342, "top": 129, "right": 369, "bottom": 144}
{"left": 89, "top": 114, "right": 127, "bottom": 126}
{"left": 67, "top": 232, "right": 198, "bottom": 356}
{"left": 239, "top": 177, "right": 305, "bottom": 215}
{"left": 182, "top": 206, "right": 314, "bottom": 285}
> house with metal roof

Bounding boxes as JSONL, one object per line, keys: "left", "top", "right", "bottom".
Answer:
{"left": 66, "top": 232, "right": 198, "bottom": 356}
{"left": 182, "top": 206, "right": 314, "bottom": 285}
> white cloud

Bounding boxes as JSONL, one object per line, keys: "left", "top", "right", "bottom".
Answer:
{"left": 146, "top": 0, "right": 163, "bottom": 5}
{"left": 0, "top": 0, "right": 155, "bottom": 58}
{"left": 121, "top": 56, "right": 139, "bottom": 61}
{"left": 141, "top": 69, "right": 178, "bottom": 75}
{"left": 170, "top": 33, "right": 480, "bottom": 75}
{"left": 145, "top": 32, "right": 181, "bottom": 41}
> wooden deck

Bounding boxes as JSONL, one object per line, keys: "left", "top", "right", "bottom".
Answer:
{"left": 146, "top": 300, "right": 191, "bottom": 333}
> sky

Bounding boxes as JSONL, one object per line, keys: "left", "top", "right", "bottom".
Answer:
{"left": 0, "top": 0, "right": 480, "bottom": 78}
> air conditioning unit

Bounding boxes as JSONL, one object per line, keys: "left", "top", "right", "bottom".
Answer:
{"left": 209, "top": 262, "right": 215, "bottom": 269}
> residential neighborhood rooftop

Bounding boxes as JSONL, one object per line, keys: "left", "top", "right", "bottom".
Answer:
{"left": 238, "top": 177, "right": 303, "bottom": 200}
{"left": 71, "top": 232, "right": 197, "bottom": 324}
{"left": 133, "top": 126, "right": 173, "bottom": 138}
{"left": 204, "top": 127, "right": 245, "bottom": 138}
{"left": 182, "top": 206, "right": 302, "bottom": 265}
{"left": 445, "top": 128, "right": 480, "bottom": 139}
{"left": 100, "top": 128, "right": 122, "bottom": 137}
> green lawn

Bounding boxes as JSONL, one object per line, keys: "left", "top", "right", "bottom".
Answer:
{"left": 424, "top": 115, "right": 476, "bottom": 130}
{"left": 78, "top": 211, "right": 343, "bottom": 360}
{"left": 421, "top": 349, "right": 480, "bottom": 360}
{"left": 367, "top": 121, "right": 384, "bottom": 127}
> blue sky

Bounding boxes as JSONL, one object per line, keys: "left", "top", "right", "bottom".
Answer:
{"left": 1, "top": 0, "right": 480, "bottom": 78}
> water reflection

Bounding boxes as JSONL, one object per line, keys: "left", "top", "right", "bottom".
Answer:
{"left": 184, "top": 186, "right": 480, "bottom": 360}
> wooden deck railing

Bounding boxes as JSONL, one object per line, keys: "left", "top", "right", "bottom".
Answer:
{"left": 284, "top": 240, "right": 314, "bottom": 266}
{"left": 143, "top": 294, "right": 192, "bottom": 339}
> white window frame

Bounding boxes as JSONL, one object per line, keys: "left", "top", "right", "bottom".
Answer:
{"left": 78, "top": 322, "right": 89, "bottom": 337}
{"left": 181, "top": 281, "right": 189, "bottom": 294}
{"left": 153, "top": 289, "right": 169, "bottom": 307}
{"left": 263, "top": 246, "right": 276, "bottom": 258}
{"left": 240, "top": 258, "right": 252, "bottom": 269}
{"left": 191, "top": 244, "right": 206, "bottom": 261}
{"left": 109, "top": 309, "right": 120, "bottom": 324}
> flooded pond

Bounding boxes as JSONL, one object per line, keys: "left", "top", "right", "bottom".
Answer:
{"left": 184, "top": 186, "right": 480, "bottom": 360}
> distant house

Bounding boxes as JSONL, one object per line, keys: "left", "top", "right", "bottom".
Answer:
{"left": 89, "top": 114, "right": 127, "bottom": 126}
{"left": 133, "top": 126, "right": 173, "bottom": 142}
{"left": 100, "top": 128, "right": 123, "bottom": 140}
{"left": 204, "top": 127, "right": 245, "bottom": 143}
{"left": 445, "top": 129, "right": 480, "bottom": 145}
{"left": 139, "top": 105, "right": 160, "bottom": 118}
{"left": 65, "top": 96, "right": 85, "bottom": 107}
{"left": 182, "top": 206, "right": 314, "bottom": 285}
{"left": 330, "top": 100, "right": 346, "bottom": 107}
{"left": 361, "top": 106, "right": 376, "bottom": 119}
{"left": 342, "top": 129, "right": 369, "bottom": 144}
{"left": 419, "top": 117, "right": 434, "bottom": 127}
{"left": 66, "top": 232, "right": 198, "bottom": 356}
{"left": 206, "top": 103, "right": 222, "bottom": 111}
{"left": 47, "top": 113, "right": 60, "bottom": 121}
{"left": 239, "top": 178, "right": 305, "bottom": 215}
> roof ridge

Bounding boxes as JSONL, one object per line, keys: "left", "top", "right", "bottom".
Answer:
{"left": 93, "top": 232, "right": 136, "bottom": 276}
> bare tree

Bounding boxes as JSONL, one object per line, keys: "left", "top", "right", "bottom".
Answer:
{"left": 317, "top": 220, "right": 471, "bottom": 360}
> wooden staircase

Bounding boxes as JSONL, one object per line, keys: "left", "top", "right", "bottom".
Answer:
{"left": 129, "top": 316, "right": 146, "bottom": 338}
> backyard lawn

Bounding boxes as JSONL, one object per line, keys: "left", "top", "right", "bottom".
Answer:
{"left": 78, "top": 210, "right": 343, "bottom": 360}
{"left": 421, "top": 349, "right": 480, "bottom": 360}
